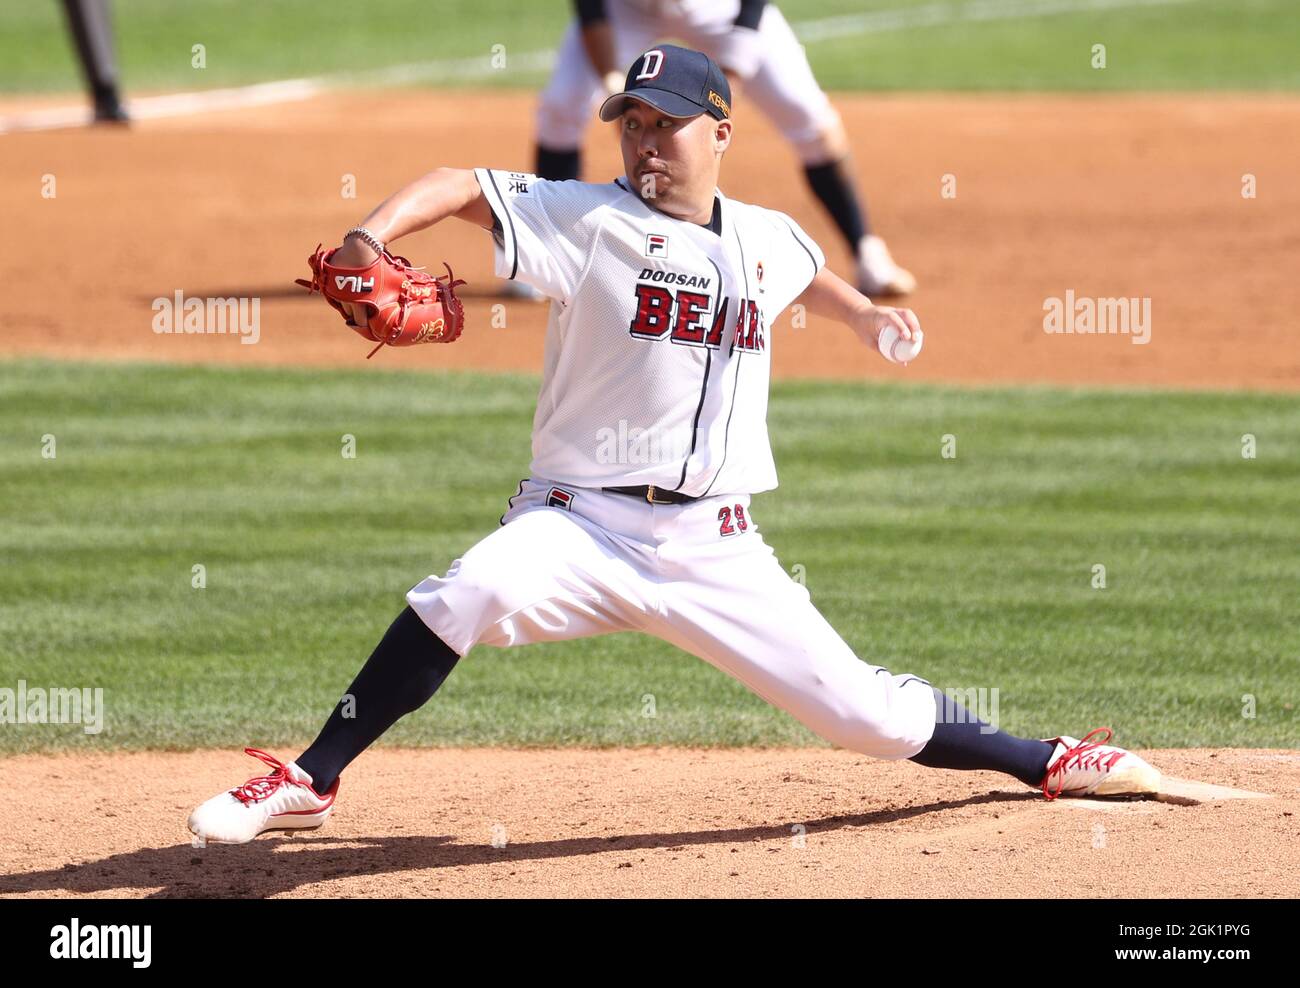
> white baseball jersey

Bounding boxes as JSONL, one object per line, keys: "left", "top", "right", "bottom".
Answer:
{"left": 474, "top": 167, "right": 825, "bottom": 497}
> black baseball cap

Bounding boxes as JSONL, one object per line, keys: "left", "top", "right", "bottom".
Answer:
{"left": 598, "top": 45, "right": 732, "bottom": 123}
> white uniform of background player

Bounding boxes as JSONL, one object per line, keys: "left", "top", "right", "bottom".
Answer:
{"left": 528, "top": 0, "right": 916, "bottom": 298}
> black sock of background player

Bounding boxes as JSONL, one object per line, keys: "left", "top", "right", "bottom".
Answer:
{"left": 908, "top": 688, "right": 1055, "bottom": 788}
{"left": 536, "top": 145, "right": 581, "bottom": 182}
{"left": 61, "top": 0, "right": 123, "bottom": 113}
{"left": 295, "top": 606, "right": 459, "bottom": 793}
{"left": 803, "top": 160, "right": 869, "bottom": 251}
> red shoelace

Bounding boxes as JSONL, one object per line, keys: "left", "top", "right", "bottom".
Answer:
{"left": 1041, "top": 726, "right": 1118, "bottom": 800}
{"left": 229, "top": 748, "right": 299, "bottom": 805}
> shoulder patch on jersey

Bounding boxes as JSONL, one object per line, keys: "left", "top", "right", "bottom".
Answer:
{"left": 503, "top": 172, "right": 534, "bottom": 198}
{"left": 546, "top": 486, "right": 574, "bottom": 510}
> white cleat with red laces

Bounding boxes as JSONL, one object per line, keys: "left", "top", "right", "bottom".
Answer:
{"left": 188, "top": 748, "right": 338, "bottom": 844}
{"left": 1039, "top": 727, "right": 1161, "bottom": 800}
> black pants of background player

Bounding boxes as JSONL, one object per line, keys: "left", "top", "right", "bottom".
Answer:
{"left": 61, "top": 0, "right": 127, "bottom": 123}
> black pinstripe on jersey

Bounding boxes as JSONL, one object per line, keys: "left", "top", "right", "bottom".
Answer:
{"left": 484, "top": 170, "right": 520, "bottom": 280}
{"left": 780, "top": 215, "right": 819, "bottom": 284}
{"left": 701, "top": 222, "right": 752, "bottom": 498}
{"left": 675, "top": 255, "right": 726, "bottom": 492}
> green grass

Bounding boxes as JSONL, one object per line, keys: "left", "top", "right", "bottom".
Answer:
{"left": 1, "top": 359, "right": 1297, "bottom": 754}
{"left": 2, "top": 0, "right": 1298, "bottom": 94}
{"left": 794, "top": 0, "right": 1300, "bottom": 91}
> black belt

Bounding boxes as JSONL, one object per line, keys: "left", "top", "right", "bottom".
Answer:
{"left": 603, "top": 485, "right": 699, "bottom": 505}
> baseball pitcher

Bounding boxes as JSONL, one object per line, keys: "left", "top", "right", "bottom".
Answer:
{"left": 189, "top": 47, "right": 1160, "bottom": 845}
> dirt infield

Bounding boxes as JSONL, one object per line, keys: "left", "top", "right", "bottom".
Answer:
{"left": 3, "top": 91, "right": 1297, "bottom": 897}
{"left": 0, "top": 747, "right": 1295, "bottom": 898}
{"left": 3, "top": 91, "right": 1298, "bottom": 388}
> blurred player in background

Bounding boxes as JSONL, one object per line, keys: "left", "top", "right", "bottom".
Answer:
{"left": 60, "top": 0, "right": 128, "bottom": 124}
{"left": 523, "top": 0, "right": 914, "bottom": 299}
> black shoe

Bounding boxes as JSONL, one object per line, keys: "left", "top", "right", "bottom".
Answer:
{"left": 93, "top": 95, "right": 130, "bottom": 125}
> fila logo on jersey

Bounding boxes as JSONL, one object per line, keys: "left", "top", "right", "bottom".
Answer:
{"left": 334, "top": 275, "right": 374, "bottom": 293}
{"left": 636, "top": 50, "right": 665, "bottom": 81}
{"left": 546, "top": 487, "right": 575, "bottom": 510}
{"left": 506, "top": 172, "right": 532, "bottom": 197}
{"left": 645, "top": 234, "right": 668, "bottom": 258}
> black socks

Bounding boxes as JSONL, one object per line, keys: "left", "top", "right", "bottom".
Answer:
{"left": 909, "top": 687, "right": 1055, "bottom": 788}
{"left": 295, "top": 607, "right": 460, "bottom": 794}
{"left": 803, "top": 159, "right": 869, "bottom": 250}
{"left": 536, "top": 145, "right": 581, "bottom": 182}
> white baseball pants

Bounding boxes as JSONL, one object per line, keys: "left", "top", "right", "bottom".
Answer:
{"left": 407, "top": 479, "right": 937, "bottom": 760}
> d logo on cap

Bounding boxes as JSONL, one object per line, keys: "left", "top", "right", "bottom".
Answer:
{"left": 636, "top": 49, "right": 665, "bottom": 81}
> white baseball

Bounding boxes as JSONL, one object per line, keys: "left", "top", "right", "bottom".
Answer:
{"left": 877, "top": 325, "right": 924, "bottom": 365}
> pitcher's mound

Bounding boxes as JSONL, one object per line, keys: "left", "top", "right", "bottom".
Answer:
{"left": 1, "top": 747, "right": 1295, "bottom": 898}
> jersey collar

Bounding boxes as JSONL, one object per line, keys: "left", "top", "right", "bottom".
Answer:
{"left": 614, "top": 178, "right": 724, "bottom": 237}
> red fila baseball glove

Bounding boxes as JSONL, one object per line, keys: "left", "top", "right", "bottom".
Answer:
{"left": 295, "top": 245, "right": 467, "bottom": 358}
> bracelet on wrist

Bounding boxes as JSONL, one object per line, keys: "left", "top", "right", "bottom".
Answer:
{"left": 344, "top": 226, "right": 386, "bottom": 256}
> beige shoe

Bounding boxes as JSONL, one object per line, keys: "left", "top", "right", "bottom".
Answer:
{"left": 856, "top": 235, "right": 917, "bottom": 297}
{"left": 1039, "top": 727, "right": 1161, "bottom": 799}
